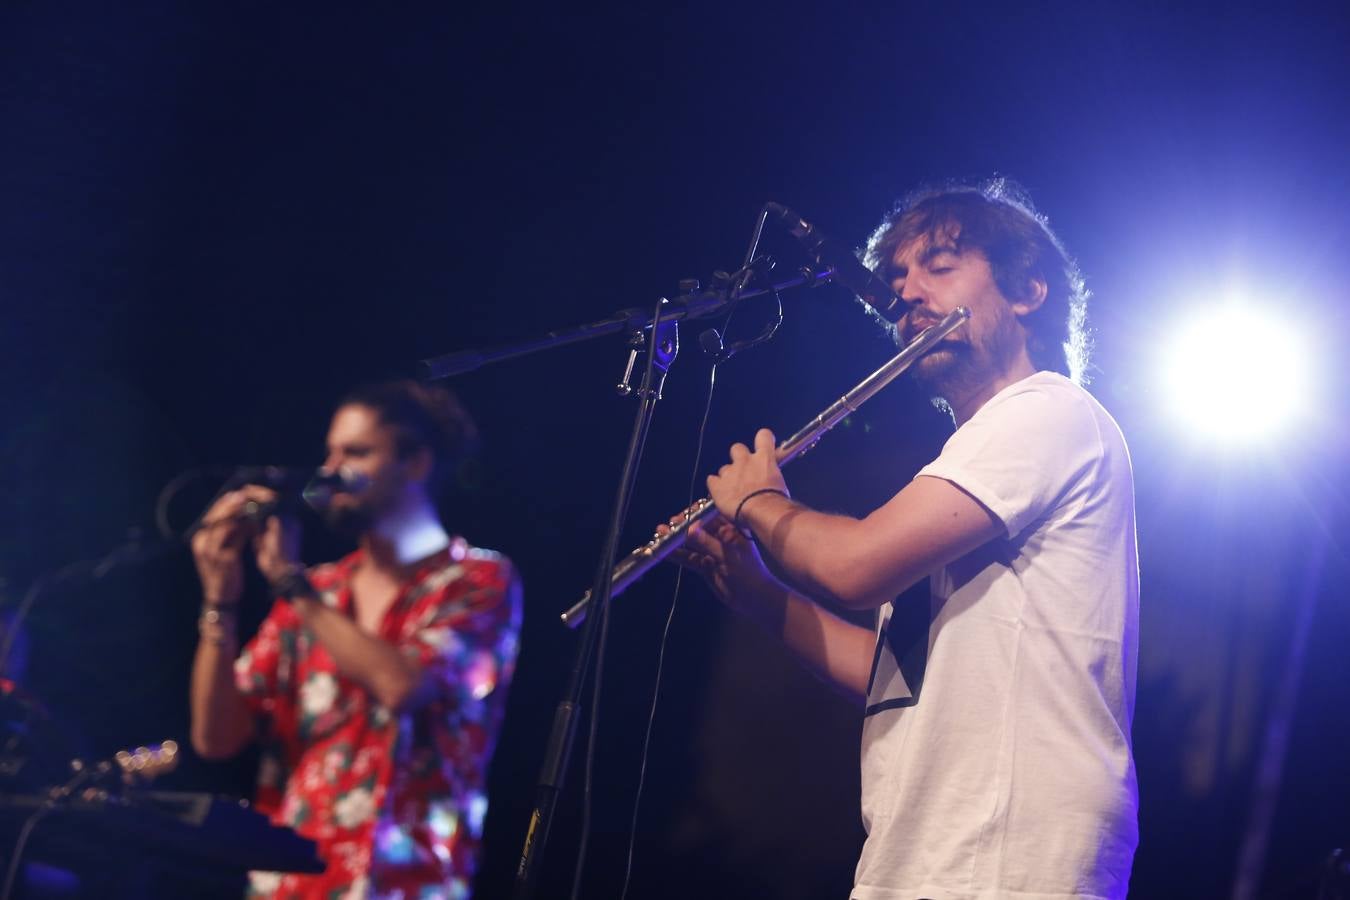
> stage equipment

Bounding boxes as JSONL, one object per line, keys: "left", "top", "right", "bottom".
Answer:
{"left": 1, "top": 708, "right": 322, "bottom": 900}
{"left": 0, "top": 789, "right": 323, "bottom": 899}
{"left": 560, "top": 304, "right": 970, "bottom": 628}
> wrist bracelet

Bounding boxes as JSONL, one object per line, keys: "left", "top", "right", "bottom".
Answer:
{"left": 198, "top": 605, "right": 238, "bottom": 647}
{"left": 733, "top": 487, "right": 789, "bottom": 533}
{"left": 270, "top": 566, "right": 318, "bottom": 603}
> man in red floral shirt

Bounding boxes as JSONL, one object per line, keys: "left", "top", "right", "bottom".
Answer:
{"left": 189, "top": 381, "right": 521, "bottom": 900}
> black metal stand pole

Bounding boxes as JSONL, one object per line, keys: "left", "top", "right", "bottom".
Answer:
{"left": 512, "top": 301, "right": 679, "bottom": 900}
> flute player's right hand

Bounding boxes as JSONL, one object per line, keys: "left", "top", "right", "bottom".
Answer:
{"left": 660, "top": 511, "right": 785, "bottom": 617}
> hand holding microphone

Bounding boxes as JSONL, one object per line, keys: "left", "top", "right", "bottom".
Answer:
{"left": 217, "top": 466, "right": 370, "bottom": 525}
{"left": 251, "top": 498, "right": 302, "bottom": 587}
{"left": 188, "top": 466, "right": 367, "bottom": 606}
{"left": 191, "top": 487, "right": 273, "bottom": 607}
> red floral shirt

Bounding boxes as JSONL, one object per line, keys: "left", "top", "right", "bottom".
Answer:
{"left": 234, "top": 538, "right": 520, "bottom": 900}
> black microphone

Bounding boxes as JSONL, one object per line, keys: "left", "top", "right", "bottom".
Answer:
{"left": 765, "top": 202, "right": 904, "bottom": 323}
{"left": 230, "top": 467, "right": 369, "bottom": 525}
{"left": 224, "top": 466, "right": 317, "bottom": 493}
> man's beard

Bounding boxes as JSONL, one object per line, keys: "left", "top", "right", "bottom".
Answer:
{"left": 909, "top": 341, "right": 979, "bottom": 398}
{"left": 320, "top": 502, "right": 374, "bottom": 541}
{"left": 903, "top": 307, "right": 1020, "bottom": 404}
{"left": 898, "top": 317, "right": 974, "bottom": 390}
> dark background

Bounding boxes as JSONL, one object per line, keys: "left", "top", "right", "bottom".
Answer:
{"left": 2, "top": 2, "right": 1349, "bottom": 898}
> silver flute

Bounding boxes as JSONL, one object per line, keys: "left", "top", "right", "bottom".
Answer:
{"left": 560, "top": 305, "right": 971, "bottom": 628}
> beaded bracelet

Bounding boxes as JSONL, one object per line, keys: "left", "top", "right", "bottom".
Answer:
{"left": 198, "top": 604, "right": 238, "bottom": 647}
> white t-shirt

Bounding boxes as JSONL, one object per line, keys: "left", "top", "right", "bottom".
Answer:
{"left": 854, "top": 371, "right": 1139, "bottom": 900}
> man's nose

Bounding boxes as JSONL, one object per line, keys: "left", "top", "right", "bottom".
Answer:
{"left": 895, "top": 272, "right": 926, "bottom": 308}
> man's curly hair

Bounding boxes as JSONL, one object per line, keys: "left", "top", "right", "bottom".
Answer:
{"left": 863, "top": 178, "right": 1091, "bottom": 385}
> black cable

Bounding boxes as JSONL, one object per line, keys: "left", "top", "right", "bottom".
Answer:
{"left": 0, "top": 530, "right": 184, "bottom": 678}
{"left": 570, "top": 298, "right": 667, "bottom": 900}
{"left": 164, "top": 465, "right": 288, "bottom": 542}
{"left": 0, "top": 578, "right": 45, "bottom": 681}
{"left": 0, "top": 802, "right": 51, "bottom": 900}
{"left": 3, "top": 463, "right": 245, "bottom": 674}
{"left": 155, "top": 465, "right": 235, "bottom": 540}
{"left": 0, "top": 760, "right": 103, "bottom": 900}
{"left": 619, "top": 352, "right": 721, "bottom": 900}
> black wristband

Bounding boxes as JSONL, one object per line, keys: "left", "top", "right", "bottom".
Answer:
{"left": 733, "top": 487, "right": 789, "bottom": 533}
{"left": 270, "top": 567, "right": 318, "bottom": 603}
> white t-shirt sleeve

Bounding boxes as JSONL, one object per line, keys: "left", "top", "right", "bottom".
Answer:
{"left": 917, "top": 378, "right": 1103, "bottom": 539}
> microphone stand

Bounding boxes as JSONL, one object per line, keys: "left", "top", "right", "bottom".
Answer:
{"left": 511, "top": 297, "right": 678, "bottom": 900}
{"left": 0, "top": 533, "right": 175, "bottom": 680}
{"left": 459, "top": 269, "right": 788, "bottom": 898}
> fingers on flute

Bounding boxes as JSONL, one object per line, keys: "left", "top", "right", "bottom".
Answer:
{"left": 682, "top": 523, "right": 717, "bottom": 556}
{"left": 713, "top": 518, "right": 742, "bottom": 544}
{"left": 669, "top": 545, "right": 713, "bottom": 571}
{"left": 656, "top": 521, "right": 698, "bottom": 568}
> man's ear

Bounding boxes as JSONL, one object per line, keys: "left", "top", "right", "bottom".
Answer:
{"left": 404, "top": 445, "right": 435, "bottom": 485}
{"left": 1010, "top": 276, "right": 1048, "bottom": 317}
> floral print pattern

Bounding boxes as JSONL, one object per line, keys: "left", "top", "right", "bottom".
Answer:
{"left": 235, "top": 539, "right": 521, "bottom": 899}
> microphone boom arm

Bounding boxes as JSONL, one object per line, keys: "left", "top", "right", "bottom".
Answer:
{"left": 560, "top": 305, "right": 970, "bottom": 628}
{"left": 420, "top": 264, "right": 884, "bottom": 381}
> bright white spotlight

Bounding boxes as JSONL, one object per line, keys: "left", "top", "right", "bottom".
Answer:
{"left": 1158, "top": 305, "right": 1311, "bottom": 441}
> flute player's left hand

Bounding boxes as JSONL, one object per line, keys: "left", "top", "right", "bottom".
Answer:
{"left": 706, "top": 428, "right": 789, "bottom": 526}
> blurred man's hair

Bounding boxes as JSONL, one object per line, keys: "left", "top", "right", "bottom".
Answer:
{"left": 338, "top": 380, "right": 479, "bottom": 494}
